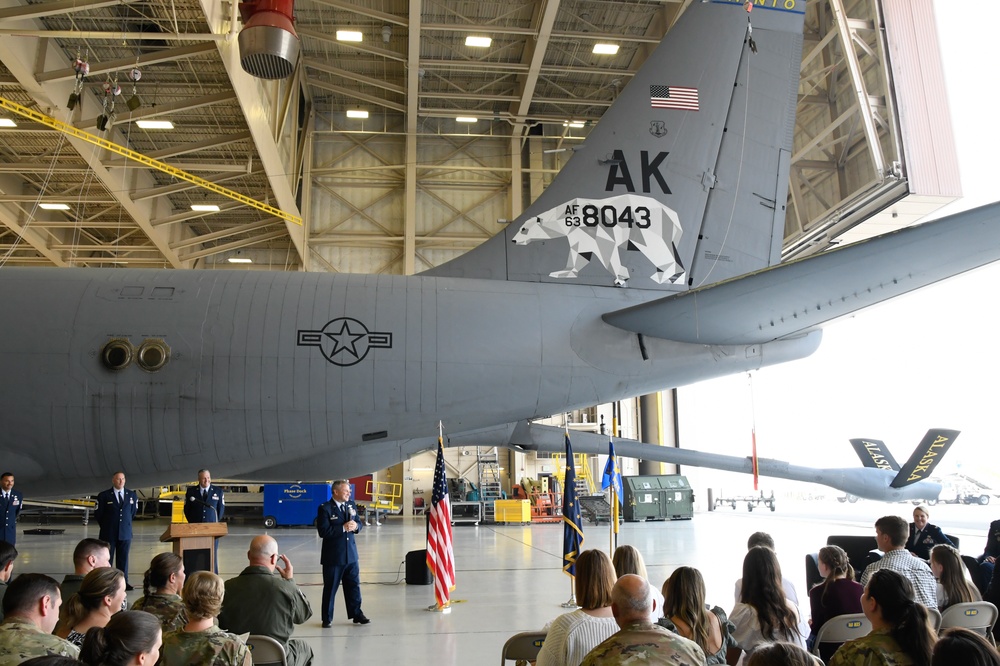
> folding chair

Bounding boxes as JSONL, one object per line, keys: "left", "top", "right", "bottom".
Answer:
{"left": 812, "top": 613, "right": 871, "bottom": 662}
{"left": 939, "top": 601, "right": 999, "bottom": 645}
{"left": 247, "top": 634, "right": 288, "bottom": 666}
{"left": 928, "top": 607, "right": 942, "bottom": 632}
{"left": 500, "top": 631, "right": 546, "bottom": 665}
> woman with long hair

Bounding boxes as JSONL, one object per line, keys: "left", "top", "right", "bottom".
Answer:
{"left": 536, "top": 549, "right": 619, "bottom": 666}
{"left": 745, "top": 642, "right": 823, "bottom": 666}
{"left": 829, "top": 569, "right": 936, "bottom": 666}
{"left": 79, "top": 610, "right": 162, "bottom": 666}
{"left": 930, "top": 543, "right": 981, "bottom": 610}
{"left": 932, "top": 627, "right": 1000, "bottom": 666}
{"left": 57, "top": 567, "right": 127, "bottom": 647}
{"left": 808, "top": 545, "right": 863, "bottom": 656}
{"left": 159, "top": 571, "right": 251, "bottom": 666}
{"left": 731, "top": 546, "right": 803, "bottom": 655}
{"left": 130, "top": 553, "right": 187, "bottom": 632}
{"left": 659, "top": 566, "right": 737, "bottom": 664}
{"left": 612, "top": 545, "right": 663, "bottom": 621}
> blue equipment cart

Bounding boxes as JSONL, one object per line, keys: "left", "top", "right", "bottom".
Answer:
{"left": 263, "top": 483, "right": 332, "bottom": 528}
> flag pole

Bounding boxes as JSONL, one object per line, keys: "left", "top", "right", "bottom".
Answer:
{"left": 426, "top": 420, "right": 455, "bottom": 613}
{"left": 561, "top": 425, "right": 582, "bottom": 608}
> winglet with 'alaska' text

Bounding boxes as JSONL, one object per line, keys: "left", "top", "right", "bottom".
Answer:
{"left": 889, "top": 429, "right": 960, "bottom": 488}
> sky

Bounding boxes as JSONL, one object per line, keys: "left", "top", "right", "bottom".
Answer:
{"left": 677, "top": 0, "right": 1000, "bottom": 491}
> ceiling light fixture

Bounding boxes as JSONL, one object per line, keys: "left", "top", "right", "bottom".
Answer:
{"left": 228, "top": 256, "right": 253, "bottom": 264}
{"left": 465, "top": 36, "right": 491, "bottom": 47}
{"left": 0, "top": 119, "right": 16, "bottom": 128}
{"left": 39, "top": 203, "right": 70, "bottom": 210}
{"left": 564, "top": 121, "right": 585, "bottom": 128}
{"left": 336, "top": 30, "right": 363, "bottom": 42}
{"left": 136, "top": 120, "right": 174, "bottom": 129}
{"left": 593, "top": 43, "right": 620, "bottom": 55}
{"left": 456, "top": 117, "right": 477, "bottom": 123}
{"left": 346, "top": 109, "right": 369, "bottom": 119}
{"left": 191, "top": 204, "right": 221, "bottom": 212}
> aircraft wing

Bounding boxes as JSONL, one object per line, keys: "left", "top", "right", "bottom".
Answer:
{"left": 890, "top": 428, "right": 959, "bottom": 488}
{"left": 602, "top": 201, "right": 1000, "bottom": 345}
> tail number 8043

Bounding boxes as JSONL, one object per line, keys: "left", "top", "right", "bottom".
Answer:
{"left": 565, "top": 204, "right": 651, "bottom": 228}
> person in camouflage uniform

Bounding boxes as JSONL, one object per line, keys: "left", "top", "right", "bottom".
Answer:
{"left": 131, "top": 552, "right": 186, "bottom": 633}
{"left": 580, "top": 575, "right": 705, "bottom": 666}
{"left": 0, "top": 541, "right": 18, "bottom": 621}
{"left": 0, "top": 573, "right": 78, "bottom": 665}
{"left": 160, "top": 571, "right": 251, "bottom": 666}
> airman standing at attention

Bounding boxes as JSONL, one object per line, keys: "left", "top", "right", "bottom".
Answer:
{"left": 95, "top": 471, "right": 139, "bottom": 590}
{"left": 0, "top": 475, "right": 21, "bottom": 546}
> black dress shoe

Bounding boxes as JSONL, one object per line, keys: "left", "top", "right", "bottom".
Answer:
{"left": 125, "top": 584, "right": 135, "bottom": 591}
{"left": 353, "top": 613, "right": 371, "bottom": 625}
{"left": 322, "top": 622, "right": 331, "bottom": 628}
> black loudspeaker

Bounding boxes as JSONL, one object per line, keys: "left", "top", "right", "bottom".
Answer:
{"left": 405, "top": 549, "right": 432, "bottom": 585}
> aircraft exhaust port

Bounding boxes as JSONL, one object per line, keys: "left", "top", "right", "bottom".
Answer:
{"left": 100, "top": 339, "right": 134, "bottom": 371}
{"left": 136, "top": 339, "right": 170, "bottom": 372}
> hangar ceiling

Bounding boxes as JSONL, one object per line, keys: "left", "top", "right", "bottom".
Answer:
{"left": 0, "top": 0, "right": 957, "bottom": 272}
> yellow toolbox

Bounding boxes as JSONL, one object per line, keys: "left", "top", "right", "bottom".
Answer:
{"left": 494, "top": 499, "right": 531, "bottom": 524}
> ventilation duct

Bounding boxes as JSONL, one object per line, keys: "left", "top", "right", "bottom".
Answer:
{"left": 238, "top": 0, "right": 299, "bottom": 80}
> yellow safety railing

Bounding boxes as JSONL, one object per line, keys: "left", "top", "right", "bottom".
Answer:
{"left": 365, "top": 480, "right": 402, "bottom": 513}
{"left": 0, "top": 96, "right": 302, "bottom": 226}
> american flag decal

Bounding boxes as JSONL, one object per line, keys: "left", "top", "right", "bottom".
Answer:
{"left": 650, "top": 85, "right": 699, "bottom": 111}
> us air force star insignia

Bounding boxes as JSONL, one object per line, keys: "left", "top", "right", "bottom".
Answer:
{"left": 296, "top": 317, "right": 393, "bottom": 367}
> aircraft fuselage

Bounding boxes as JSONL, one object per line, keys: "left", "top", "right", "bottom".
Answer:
{"left": 0, "top": 268, "right": 820, "bottom": 495}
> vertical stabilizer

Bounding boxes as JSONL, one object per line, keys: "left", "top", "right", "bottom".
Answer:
{"left": 890, "top": 429, "right": 960, "bottom": 488}
{"left": 426, "top": 1, "right": 807, "bottom": 289}
{"left": 849, "top": 438, "right": 901, "bottom": 471}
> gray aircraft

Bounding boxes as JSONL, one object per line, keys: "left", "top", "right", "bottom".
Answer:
{"left": 1, "top": 2, "right": 999, "bottom": 497}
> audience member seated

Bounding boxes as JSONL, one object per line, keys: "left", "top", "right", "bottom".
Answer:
{"left": 861, "top": 515, "right": 938, "bottom": 610}
{"left": 58, "top": 538, "right": 112, "bottom": 635}
{"left": 56, "top": 567, "right": 126, "bottom": 648}
{"left": 79, "top": 610, "right": 161, "bottom": 666}
{"left": 829, "top": 569, "right": 935, "bottom": 666}
{"left": 160, "top": 571, "right": 251, "bottom": 666}
{"left": 744, "top": 641, "right": 823, "bottom": 666}
{"left": 807, "top": 545, "right": 863, "bottom": 657}
{"left": 907, "top": 505, "right": 955, "bottom": 560}
{"left": 580, "top": 574, "right": 705, "bottom": 666}
{"left": 536, "top": 549, "right": 619, "bottom": 666}
{"left": 734, "top": 532, "right": 800, "bottom": 608}
{"left": 0, "top": 541, "right": 17, "bottom": 621}
{"left": 130, "top": 553, "right": 186, "bottom": 633}
{"left": 612, "top": 545, "right": 663, "bottom": 622}
{"left": 932, "top": 626, "right": 1000, "bottom": 666}
{"left": 0, "top": 573, "right": 79, "bottom": 663}
{"left": 930, "top": 543, "right": 981, "bottom": 610}
{"left": 978, "top": 520, "right": 1000, "bottom": 588}
{"left": 659, "top": 566, "right": 737, "bottom": 665}
{"left": 19, "top": 657, "right": 85, "bottom": 666}
{"left": 731, "top": 546, "right": 805, "bottom": 657}
{"left": 217, "top": 535, "right": 313, "bottom": 666}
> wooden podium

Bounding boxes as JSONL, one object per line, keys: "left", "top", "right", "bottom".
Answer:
{"left": 160, "top": 523, "right": 228, "bottom": 574}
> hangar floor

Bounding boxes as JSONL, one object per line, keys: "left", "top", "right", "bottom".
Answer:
{"left": 11, "top": 499, "right": 995, "bottom": 663}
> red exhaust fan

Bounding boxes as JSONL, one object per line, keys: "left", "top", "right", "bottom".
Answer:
{"left": 238, "top": 0, "right": 300, "bottom": 80}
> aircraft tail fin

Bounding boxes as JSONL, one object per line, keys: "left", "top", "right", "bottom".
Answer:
{"left": 889, "top": 429, "right": 960, "bottom": 488}
{"left": 425, "top": 1, "right": 807, "bottom": 289}
{"left": 849, "top": 438, "right": 900, "bottom": 471}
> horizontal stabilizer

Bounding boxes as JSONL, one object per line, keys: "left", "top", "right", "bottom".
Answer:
{"left": 890, "top": 429, "right": 960, "bottom": 488}
{"left": 602, "top": 202, "right": 1000, "bottom": 345}
{"left": 849, "top": 438, "right": 900, "bottom": 471}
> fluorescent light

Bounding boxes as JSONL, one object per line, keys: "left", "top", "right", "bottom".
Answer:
{"left": 227, "top": 257, "right": 252, "bottom": 264}
{"left": 336, "top": 30, "right": 363, "bottom": 42}
{"left": 0, "top": 119, "right": 16, "bottom": 128}
{"left": 346, "top": 109, "right": 369, "bottom": 119}
{"left": 136, "top": 120, "right": 174, "bottom": 129}
{"left": 456, "top": 117, "right": 477, "bottom": 123}
{"left": 39, "top": 203, "right": 70, "bottom": 210}
{"left": 465, "top": 36, "right": 492, "bottom": 47}
{"left": 593, "top": 43, "right": 619, "bottom": 55}
{"left": 191, "top": 204, "right": 220, "bottom": 212}
{"left": 564, "top": 121, "right": 585, "bottom": 128}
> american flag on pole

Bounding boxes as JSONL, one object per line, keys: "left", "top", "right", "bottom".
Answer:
{"left": 650, "top": 85, "right": 700, "bottom": 111}
{"left": 427, "top": 425, "right": 456, "bottom": 609}
{"left": 562, "top": 433, "right": 585, "bottom": 578}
